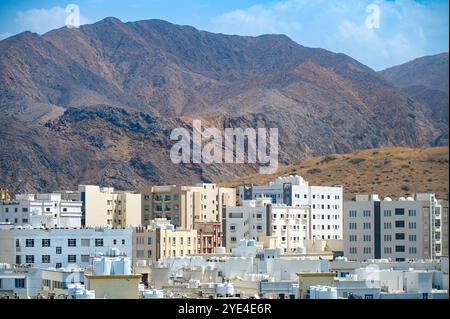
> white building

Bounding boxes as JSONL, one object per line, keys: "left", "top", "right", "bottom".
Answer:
{"left": 239, "top": 175, "right": 343, "bottom": 240}
{"left": 0, "top": 263, "right": 42, "bottom": 298}
{"left": 0, "top": 226, "right": 132, "bottom": 269}
{"left": 344, "top": 194, "right": 448, "bottom": 262}
{"left": 224, "top": 199, "right": 308, "bottom": 253}
{"left": 0, "top": 193, "right": 82, "bottom": 228}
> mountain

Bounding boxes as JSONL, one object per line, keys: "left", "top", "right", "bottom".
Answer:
{"left": 379, "top": 53, "right": 449, "bottom": 93}
{"left": 220, "top": 146, "right": 449, "bottom": 201}
{"left": 378, "top": 53, "right": 449, "bottom": 145}
{"left": 0, "top": 18, "right": 447, "bottom": 192}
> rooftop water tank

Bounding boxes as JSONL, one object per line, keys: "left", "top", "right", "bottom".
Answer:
{"left": 143, "top": 289, "right": 164, "bottom": 299}
{"left": 93, "top": 258, "right": 112, "bottom": 275}
{"left": 110, "top": 247, "right": 120, "bottom": 257}
{"left": 383, "top": 197, "right": 392, "bottom": 201}
{"left": 406, "top": 197, "right": 414, "bottom": 201}
{"left": 399, "top": 197, "right": 406, "bottom": 201}
{"left": 166, "top": 224, "right": 175, "bottom": 231}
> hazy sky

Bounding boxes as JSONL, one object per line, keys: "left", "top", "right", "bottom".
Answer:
{"left": 0, "top": 0, "right": 448, "bottom": 70}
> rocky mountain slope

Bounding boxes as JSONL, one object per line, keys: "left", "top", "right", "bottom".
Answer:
{"left": 0, "top": 18, "right": 447, "bottom": 192}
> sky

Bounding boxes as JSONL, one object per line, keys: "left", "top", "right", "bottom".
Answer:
{"left": 0, "top": 0, "right": 448, "bottom": 70}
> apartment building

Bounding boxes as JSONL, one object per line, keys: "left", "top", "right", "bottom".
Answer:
{"left": 239, "top": 175, "right": 343, "bottom": 240}
{"left": 195, "top": 221, "right": 222, "bottom": 254}
{"left": 140, "top": 183, "right": 236, "bottom": 228}
{"left": 224, "top": 199, "right": 308, "bottom": 253}
{"left": 133, "top": 220, "right": 197, "bottom": 265}
{"left": 0, "top": 226, "right": 132, "bottom": 269}
{"left": 0, "top": 193, "right": 82, "bottom": 228}
{"left": 344, "top": 194, "right": 448, "bottom": 262}
{"left": 79, "top": 185, "right": 141, "bottom": 228}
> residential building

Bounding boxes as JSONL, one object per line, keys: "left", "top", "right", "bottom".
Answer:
{"left": 0, "top": 264, "right": 42, "bottom": 298}
{"left": 195, "top": 221, "right": 222, "bottom": 254}
{"left": 84, "top": 256, "right": 140, "bottom": 299}
{"left": 0, "top": 193, "right": 82, "bottom": 228}
{"left": 239, "top": 175, "right": 343, "bottom": 240}
{"left": 0, "top": 226, "right": 132, "bottom": 269}
{"left": 140, "top": 183, "right": 235, "bottom": 228}
{"left": 223, "top": 199, "right": 308, "bottom": 253}
{"left": 344, "top": 194, "right": 448, "bottom": 261}
{"left": 79, "top": 185, "right": 141, "bottom": 228}
{"left": 133, "top": 220, "right": 197, "bottom": 265}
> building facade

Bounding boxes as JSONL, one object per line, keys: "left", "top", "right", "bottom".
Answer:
{"left": 195, "top": 221, "right": 222, "bottom": 254}
{"left": 239, "top": 175, "right": 343, "bottom": 240}
{"left": 0, "top": 226, "right": 132, "bottom": 269}
{"left": 133, "top": 220, "right": 197, "bottom": 265}
{"left": 79, "top": 185, "right": 141, "bottom": 228}
{"left": 224, "top": 199, "right": 308, "bottom": 253}
{"left": 140, "top": 183, "right": 236, "bottom": 229}
{"left": 0, "top": 193, "right": 82, "bottom": 228}
{"left": 344, "top": 194, "right": 448, "bottom": 262}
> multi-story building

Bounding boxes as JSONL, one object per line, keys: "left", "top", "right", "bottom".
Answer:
{"left": 344, "top": 194, "right": 448, "bottom": 262}
{"left": 239, "top": 175, "right": 343, "bottom": 240}
{"left": 79, "top": 185, "right": 141, "bottom": 228}
{"left": 140, "top": 183, "right": 235, "bottom": 228}
{"left": 133, "top": 219, "right": 197, "bottom": 265}
{"left": 224, "top": 199, "right": 308, "bottom": 253}
{"left": 195, "top": 221, "right": 222, "bottom": 254}
{"left": 0, "top": 226, "right": 132, "bottom": 269}
{"left": 0, "top": 193, "right": 82, "bottom": 228}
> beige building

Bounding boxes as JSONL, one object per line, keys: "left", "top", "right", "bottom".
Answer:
{"left": 133, "top": 219, "right": 197, "bottom": 265}
{"left": 140, "top": 183, "right": 235, "bottom": 228}
{"left": 84, "top": 274, "right": 141, "bottom": 299}
{"left": 297, "top": 272, "right": 336, "bottom": 299}
{"left": 79, "top": 185, "right": 141, "bottom": 228}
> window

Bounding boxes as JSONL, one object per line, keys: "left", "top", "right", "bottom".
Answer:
{"left": 56, "top": 263, "right": 62, "bottom": 269}
{"left": 148, "top": 250, "right": 152, "bottom": 257}
{"left": 95, "top": 239, "right": 104, "bottom": 247}
{"left": 349, "top": 223, "right": 357, "bottom": 230}
{"left": 363, "top": 235, "right": 371, "bottom": 241}
{"left": 165, "top": 195, "right": 171, "bottom": 201}
{"left": 349, "top": 247, "right": 357, "bottom": 254}
{"left": 68, "top": 239, "right": 77, "bottom": 247}
{"left": 384, "top": 247, "right": 392, "bottom": 254}
{"left": 147, "top": 237, "right": 152, "bottom": 245}
{"left": 174, "top": 204, "right": 180, "bottom": 211}
{"left": 16, "top": 255, "right": 21, "bottom": 264}
{"left": 165, "top": 204, "right": 171, "bottom": 211}
{"left": 349, "top": 235, "right": 357, "bottom": 242}
{"left": 409, "top": 247, "right": 417, "bottom": 254}
{"left": 26, "top": 255, "right": 34, "bottom": 263}
{"left": 384, "top": 210, "right": 392, "bottom": 217}
{"left": 155, "top": 194, "right": 163, "bottom": 201}
{"left": 56, "top": 247, "right": 62, "bottom": 254}
{"left": 15, "top": 279, "right": 25, "bottom": 288}
{"left": 395, "top": 208, "right": 404, "bottom": 215}
{"left": 42, "top": 239, "right": 51, "bottom": 247}
{"left": 408, "top": 210, "right": 417, "bottom": 217}
{"left": 384, "top": 235, "right": 392, "bottom": 241}
{"left": 22, "top": 218, "right": 28, "bottom": 223}
{"left": 231, "top": 237, "right": 237, "bottom": 242}
{"left": 395, "top": 221, "right": 405, "bottom": 228}
{"left": 173, "top": 194, "right": 180, "bottom": 201}
{"left": 68, "top": 255, "right": 77, "bottom": 263}
{"left": 408, "top": 222, "right": 417, "bottom": 229}
{"left": 81, "top": 255, "right": 90, "bottom": 263}
{"left": 363, "top": 223, "right": 371, "bottom": 230}
{"left": 25, "top": 239, "right": 34, "bottom": 247}
{"left": 384, "top": 222, "right": 392, "bottom": 229}
{"left": 363, "top": 247, "right": 371, "bottom": 254}
{"left": 349, "top": 210, "right": 357, "bottom": 218}
{"left": 363, "top": 210, "right": 371, "bottom": 217}
{"left": 156, "top": 205, "right": 163, "bottom": 212}
{"left": 409, "top": 234, "right": 417, "bottom": 241}
{"left": 22, "top": 207, "right": 28, "bottom": 212}
{"left": 122, "top": 239, "right": 125, "bottom": 245}
{"left": 395, "top": 245, "right": 405, "bottom": 252}
{"left": 42, "top": 255, "right": 51, "bottom": 263}
{"left": 395, "top": 233, "right": 405, "bottom": 240}
{"left": 81, "top": 239, "right": 90, "bottom": 247}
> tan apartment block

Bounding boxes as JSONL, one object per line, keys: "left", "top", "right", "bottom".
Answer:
{"left": 140, "top": 183, "right": 236, "bottom": 228}
{"left": 194, "top": 221, "right": 222, "bottom": 254}
{"left": 79, "top": 185, "right": 141, "bottom": 228}
{"left": 133, "top": 220, "right": 197, "bottom": 265}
